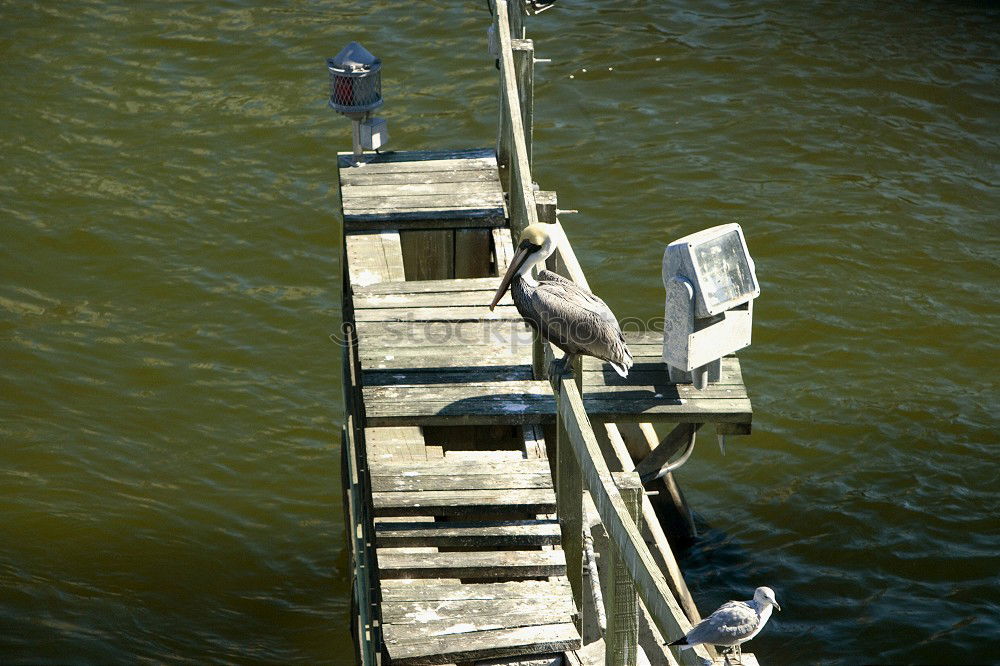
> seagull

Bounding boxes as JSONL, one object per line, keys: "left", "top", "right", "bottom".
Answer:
{"left": 490, "top": 224, "right": 632, "bottom": 380}
{"left": 668, "top": 586, "right": 781, "bottom": 664}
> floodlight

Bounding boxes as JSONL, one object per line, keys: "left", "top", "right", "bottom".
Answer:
{"left": 662, "top": 223, "right": 760, "bottom": 389}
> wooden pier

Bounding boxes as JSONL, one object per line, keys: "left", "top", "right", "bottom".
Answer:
{"left": 338, "top": 2, "right": 756, "bottom": 665}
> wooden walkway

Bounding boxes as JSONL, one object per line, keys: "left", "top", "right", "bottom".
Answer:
{"left": 343, "top": 148, "right": 583, "bottom": 665}
{"left": 340, "top": 147, "right": 754, "bottom": 664}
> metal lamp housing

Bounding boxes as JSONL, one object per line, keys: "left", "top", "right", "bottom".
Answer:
{"left": 327, "top": 41, "right": 383, "bottom": 118}
{"left": 663, "top": 224, "right": 759, "bottom": 319}
{"left": 662, "top": 223, "right": 760, "bottom": 387}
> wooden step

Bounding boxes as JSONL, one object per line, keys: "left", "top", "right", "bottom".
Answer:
{"left": 380, "top": 578, "right": 580, "bottom": 666}
{"left": 346, "top": 231, "right": 406, "bottom": 285}
{"left": 371, "top": 487, "right": 556, "bottom": 517}
{"left": 375, "top": 519, "right": 561, "bottom": 548}
{"left": 363, "top": 380, "right": 554, "bottom": 426}
{"left": 376, "top": 549, "right": 566, "bottom": 580}
{"left": 338, "top": 148, "right": 506, "bottom": 230}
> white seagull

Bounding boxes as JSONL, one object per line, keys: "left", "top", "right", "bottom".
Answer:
{"left": 668, "top": 586, "right": 781, "bottom": 664}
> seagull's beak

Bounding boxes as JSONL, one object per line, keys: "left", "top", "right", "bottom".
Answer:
{"left": 490, "top": 243, "right": 539, "bottom": 311}
{"left": 773, "top": 601, "right": 781, "bottom": 612}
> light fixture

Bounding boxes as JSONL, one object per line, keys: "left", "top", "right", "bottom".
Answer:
{"left": 327, "top": 41, "right": 387, "bottom": 165}
{"left": 662, "top": 223, "right": 760, "bottom": 389}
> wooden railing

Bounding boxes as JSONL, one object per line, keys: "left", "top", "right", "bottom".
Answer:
{"left": 492, "top": 2, "right": 711, "bottom": 663}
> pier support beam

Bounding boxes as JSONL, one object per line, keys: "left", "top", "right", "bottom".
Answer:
{"left": 557, "top": 388, "right": 584, "bottom": 632}
{"left": 607, "top": 472, "right": 642, "bottom": 665}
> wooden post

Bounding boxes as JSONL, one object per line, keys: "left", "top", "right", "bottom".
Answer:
{"left": 606, "top": 424, "right": 702, "bottom": 626}
{"left": 532, "top": 330, "right": 546, "bottom": 381}
{"left": 556, "top": 379, "right": 710, "bottom": 666}
{"left": 497, "top": 81, "right": 511, "bottom": 194}
{"left": 495, "top": 0, "right": 538, "bottom": 240}
{"left": 535, "top": 190, "right": 557, "bottom": 225}
{"left": 620, "top": 423, "right": 699, "bottom": 545}
{"left": 556, "top": 384, "right": 584, "bottom": 632}
{"left": 607, "top": 472, "right": 642, "bottom": 665}
{"left": 512, "top": 39, "right": 534, "bottom": 170}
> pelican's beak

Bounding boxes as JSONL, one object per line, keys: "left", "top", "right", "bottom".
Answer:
{"left": 490, "top": 242, "right": 540, "bottom": 311}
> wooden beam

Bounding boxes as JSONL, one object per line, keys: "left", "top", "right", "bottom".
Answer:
{"left": 604, "top": 424, "right": 702, "bottom": 625}
{"left": 375, "top": 519, "right": 561, "bottom": 548}
{"left": 513, "top": 38, "right": 534, "bottom": 169}
{"left": 377, "top": 549, "right": 566, "bottom": 579}
{"left": 607, "top": 471, "right": 642, "bottom": 665}
{"left": 556, "top": 406, "right": 583, "bottom": 632}
{"left": 495, "top": 0, "right": 539, "bottom": 239}
{"left": 555, "top": 377, "right": 710, "bottom": 665}
{"left": 634, "top": 423, "right": 703, "bottom": 483}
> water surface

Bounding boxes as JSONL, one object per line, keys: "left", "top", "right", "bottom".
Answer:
{"left": 1, "top": 1, "right": 997, "bottom": 663}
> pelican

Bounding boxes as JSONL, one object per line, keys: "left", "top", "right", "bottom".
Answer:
{"left": 489, "top": 224, "right": 633, "bottom": 379}
{"left": 668, "top": 586, "right": 781, "bottom": 664}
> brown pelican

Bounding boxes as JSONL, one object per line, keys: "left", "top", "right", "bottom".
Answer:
{"left": 489, "top": 224, "right": 633, "bottom": 378}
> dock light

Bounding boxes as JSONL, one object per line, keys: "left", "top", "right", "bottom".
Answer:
{"left": 327, "top": 41, "right": 387, "bottom": 165}
{"left": 662, "top": 223, "right": 760, "bottom": 389}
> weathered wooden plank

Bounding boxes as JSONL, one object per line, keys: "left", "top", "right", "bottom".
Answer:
{"left": 372, "top": 487, "right": 556, "bottom": 516}
{"left": 383, "top": 597, "right": 572, "bottom": 627}
{"left": 454, "top": 228, "right": 493, "bottom": 279}
{"left": 353, "top": 289, "right": 512, "bottom": 309}
{"left": 493, "top": 227, "right": 515, "bottom": 276}
{"left": 358, "top": 347, "right": 531, "bottom": 367}
{"left": 369, "top": 457, "right": 549, "bottom": 474}
{"left": 355, "top": 277, "right": 502, "bottom": 295}
{"left": 380, "top": 578, "right": 571, "bottom": 600}
{"left": 362, "top": 397, "right": 750, "bottom": 427}
{"left": 364, "top": 426, "right": 426, "bottom": 460}
{"left": 362, "top": 367, "right": 534, "bottom": 385}
{"left": 338, "top": 147, "right": 495, "bottom": 165}
{"left": 345, "top": 231, "right": 406, "bottom": 286}
{"left": 522, "top": 424, "right": 547, "bottom": 460}
{"left": 384, "top": 622, "right": 579, "bottom": 665}
{"left": 578, "top": 379, "right": 748, "bottom": 396}
{"left": 342, "top": 181, "right": 502, "bottom": 199}
{"left": 375, "top": 519, "right": 561, "bottom": 548}
{"left": 474, "top": 656, "right": 564, "bottom": 666}
{"left": 345, "top": 211, "right": 506, "bottom": 230}
{"left": 359, "top": 346, "right": 530, "bottom": 369}
{"left": 389, "top": 229, "right": 452, "bottom": 282}
{"left": 341, "top": 147, "right": 493, "bottom": 161}
{"left": 582, "top": 357, "right": 744, "bottom": 383}
{"left": 341, "top": 169, "right": 498, "bottom": 187}
{"left": 365, "top": 380, "right": 549, "bottom": 398}
{"left": 586, "top": 397, "right": 752, "bottom": 422}
{"left": 355, "top": 319, "right": 532, "bottom": 346}
{"left": 344, "top": 192, "right": 504, "bottom": 211}
{"left": 354, "top": 305, "right": 522, "bottom": 322}
{"left": 358, "top": 347, "right": 530, "bottom": 370}
{"left": 370, "top": 472, "right": 552, "bottom": 492}
{"left": 583, "top": 379, "right": 748, "bottom": 399}
{"left": 377, "top": 549, "right": 566, "bottom": 579}
{"left": 443, "top": 449, "right": 524, "bottom": 462}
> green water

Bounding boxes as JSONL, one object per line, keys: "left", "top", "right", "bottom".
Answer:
{"left": 1, "top": 1, "right": 997, "bottom": 664}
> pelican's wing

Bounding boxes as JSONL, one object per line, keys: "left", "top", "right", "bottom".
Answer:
{"left": 531, "top": 270, "right": 632, "bottom": 375}
{"left": 684, "top": 600, "right": 759, "bottom": 647}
